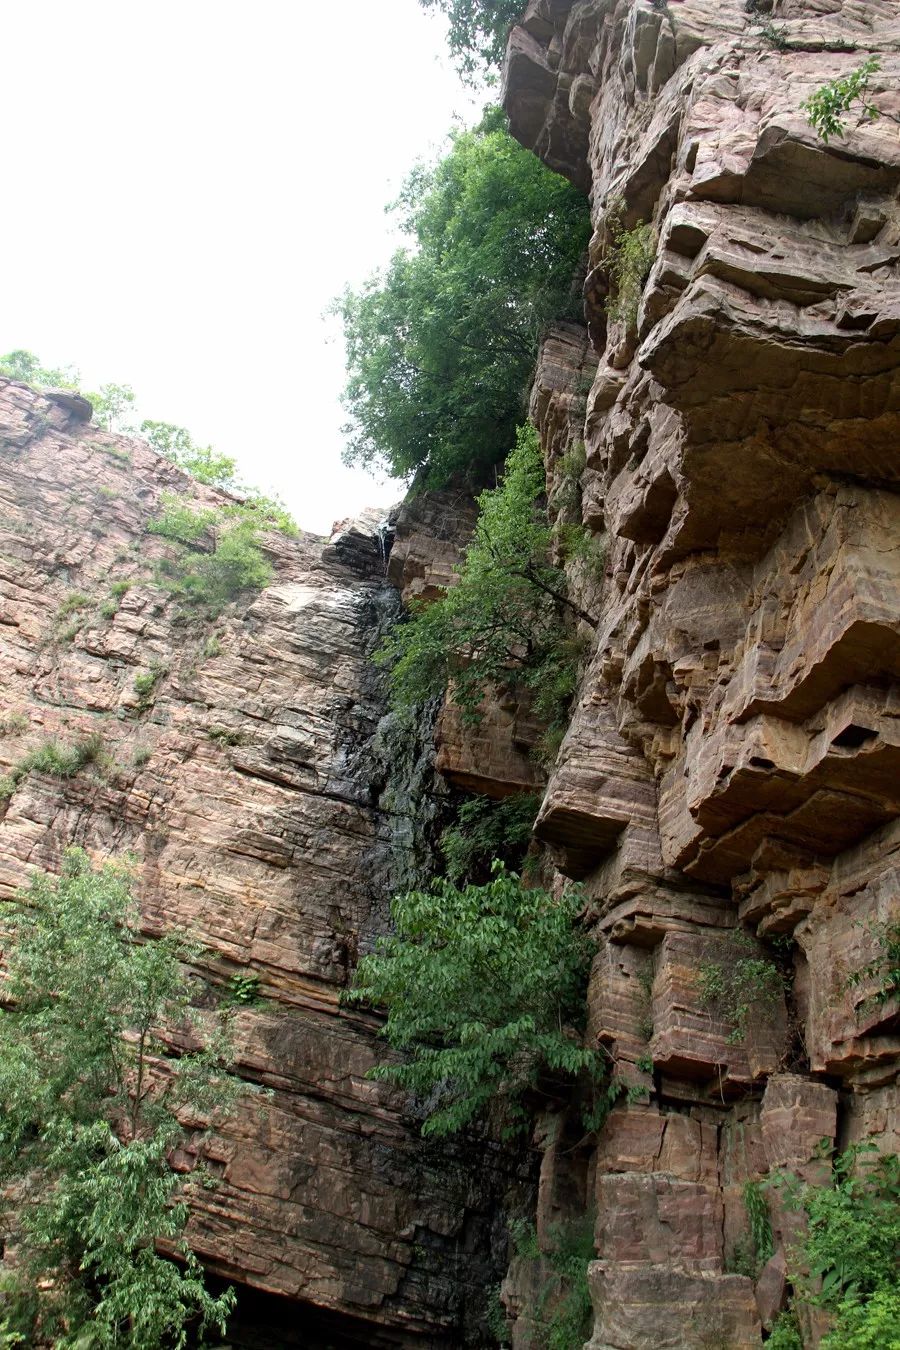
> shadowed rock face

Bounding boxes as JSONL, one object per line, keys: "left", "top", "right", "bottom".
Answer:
{"left": 0, "top": 378, "right": 521, "bottom": 1345}
{"left": 501, "top": 3, "right": 900, "bottom": 1345}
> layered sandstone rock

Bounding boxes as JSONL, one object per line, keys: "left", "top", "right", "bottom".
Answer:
{"left": 0, "top": 378, "right": 516, "bottom": 1346}
{"left": 500, "top": 1, "right": 900, "bottom": 1345}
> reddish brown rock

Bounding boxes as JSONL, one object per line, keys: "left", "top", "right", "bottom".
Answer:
{"left": 0, "top": 378, "right": 514, "bottom": 1344}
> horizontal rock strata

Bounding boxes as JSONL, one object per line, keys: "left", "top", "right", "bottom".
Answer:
{"left": 501, "top": 1, "right": 900, "bottom": 1345}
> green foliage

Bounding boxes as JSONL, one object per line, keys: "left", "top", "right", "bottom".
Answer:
{"left": 417, "top": 0, "right": 523, "bottom": 76}
{"left": 345, "top": 865, "right": 600, "bottom": 1138}
{"left": 132, "top": 745, "right": 152, "bottom": 768}
{"left": 510, "top": 1215, "right": 594, "bottom": 1350}
{"left": 377, "top": 425, "right": 588, "bottom": 743}
{"left": 729, "top": 1179, "right": 773, "bottom": 1277}
{"left": 57, "top": 591, "right": 90, "bottom": 619}
{"left": 0, "top": 713, "right": 28, "bottom": 738}
{"left": 440, "top": 791, "right": 539, "bottom": 884}
{"left": 0, "top": 349, "right": 77, "bottom": 388}
{"left": 85, "top": 383, "right": 137, "bottom": 433}
{"left": 148, "top": 495, "right": 219, "bottom": 545}
{"left": 604, "top": 206, "right": 656, "bottom": 327}
{"left": 827, "top": 1287, "right": 900, "bottom": 1349}
{"left": 0, "top": 733, "right": 104, "bottom": 801}
{"left": 776, "top": 1144, "right": 900, "bottom": 1348}
{"left": 542, "top": 1216, "right": 594, "bottom": 1350}
{"left": 202, "top": 635, "right": 222, "bottom": 659}
{"left": 768, "top": 1311, "right": 803, "bottom": 1350}
{"left": 110, "top": 579, "right": 132, "bottom": 598}
{"left": 0, "top": 849, "right": 238, "bottom": 1346}
{"left": 698, "top": 932, "right": 784, "bottom": 1044}
{"left": 224, "top": 973, "right": 261, "bottom": 1006}
{"left": 847, "top": 919, "right": 900, "bottom": 1010}
{"left": 338, "top": 109, "right": 590, "bottom": 484}
{"left": 803, "top": 57, "right": 881, "bottom": 143}
{"left": 140, "top": 420, "right": 239, "bottom": 491}
{"left": 99, "top": 599, "right": 119, "bottom": 620}
{"left": 133, "top": 664, "right": 165, "bottom": 706}
{"left": 207, "top": 725, "right": 245, "bottom": 748}
{"left": 149, "top": 496, "right": 293, "bottom": 617}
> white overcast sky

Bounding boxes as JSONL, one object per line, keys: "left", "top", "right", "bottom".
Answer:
{"left": 1, "top": 1, "right": 484, "bottom": 535}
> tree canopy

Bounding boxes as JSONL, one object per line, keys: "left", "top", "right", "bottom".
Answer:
{"left": 345, "top": 865, "right": 599, "bottom": 1138}
{"left": 418, "top": 0, "right": 524, "bottom": 77}
{"left": 0, "top": 850, "right": 240, "bottom": 1348}
{"left": 337, "top": 110, "right": 590, "bottom": 485}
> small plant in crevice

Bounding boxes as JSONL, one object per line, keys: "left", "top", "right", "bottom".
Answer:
{"left": 133, "top": 663, "right": 166, "bottom": 710}
{"left": 727, "top": 1179, "right": 774, "bottom": 1278}
{"left": 207, "top": 725, "right": 246, "bottom": 748}
{"left": 0, "top": 732, "right": 105, "bottom": 802}
{"left": 440, "top": 791, "right": 540, "bottom": 885}
{"left": 803, "top": 56, "right": 881, "bottom": 143}
{"left": 846, "top": 919, "right": 900, "bottom": 1013}
{"left": 0, "top": 712, "right": 28, "bottom": 738}
{"left": 131, "top": 744, "right": 152, "bottom": 768}
{"left": 698, "top": 931, "right": 785, "bottom": 1045}
{"left": 602, "top": 201, "right": 656, "bottom": 328}
{"left": 224, "top": 973, "right": 261, "bottom": 1006}
{"left": 345, "top": 865, "right": 601, "bottom": 1139}
{"left": 508, "top": 1214, "right": 594, "bottom": 1350}
{"left": 56, "top": 591, "right": 90, "bottom": 621}
{"left": 149, "top": 495, "right": 293, "bottom": 618}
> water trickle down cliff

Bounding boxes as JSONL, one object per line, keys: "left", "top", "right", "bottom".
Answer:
{"left": 0, "top": 378, "right": 526, "bottom": 1347}
{"left": 462, "top": 1, "right": 900, "bottom": 1345}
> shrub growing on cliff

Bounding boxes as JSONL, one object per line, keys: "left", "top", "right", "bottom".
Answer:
{"left": 376, "top": 424, "right": 592, "bottom": 738}
{"left": 773, "top": 1144, "right": 900, "bottom": 1349}
{"left": 345, "top": 865, "right": 601, "bottom": 1138}
{"left": 337, "top": 108, "right": 590, "bottom": 485}
{"left": 603, "top": 205, "right": 656, "bottom": 328}
{"left": 803, "top": 57, "right": 881, "bottom": 143}
{"left": 0, "top": 849, "right": 239, "bottom": 1347}
{"left": 149, "top": 495, "right": 294, "bottom": 616}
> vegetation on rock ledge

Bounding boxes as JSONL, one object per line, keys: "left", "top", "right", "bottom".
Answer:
{"left": 345, "top": 865, "right": 601, "bottom": 1139}
{"left": 376, "top": 424, "right": 591, "bottom": 749}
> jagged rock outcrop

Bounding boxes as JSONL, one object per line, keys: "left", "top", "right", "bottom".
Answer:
{"left": 499, "top": 2, "right": 900, "bottom": 1345}
{"left": 0, "top": 378, "right": 520, "bottom": 1346}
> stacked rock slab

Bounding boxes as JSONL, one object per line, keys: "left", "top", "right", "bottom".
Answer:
{"left": 0, "top": 379, "right": 515, "bottom": 1346}
{"left": 502, "top": 2, "right": 900, "bottom": 1346}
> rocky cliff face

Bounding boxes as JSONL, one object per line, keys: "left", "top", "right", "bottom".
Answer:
{"left": 497, "top": 2, "right": 900, "bottom": 1345}
{"left": 0, "top": 378, "right": 522, "bottom": 1346}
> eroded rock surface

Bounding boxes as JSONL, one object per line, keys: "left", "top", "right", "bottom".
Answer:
{"left": 0, "top": 378, "right": 517, "bottom": 1346}
{"left": 501, "top": 2, "right": 900, "bottom": 1345}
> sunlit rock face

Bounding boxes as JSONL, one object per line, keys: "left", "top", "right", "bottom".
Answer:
{"left": 0, "top": 377, "right": 519, "bottom": 1346}
{"left": 503, "top": 3, "right": 900, "bottom": 1345}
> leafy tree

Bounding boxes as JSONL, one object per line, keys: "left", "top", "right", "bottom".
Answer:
{"left": 0, "top": 849, "right": 239, "bottom": 1347}
{"left": 376, "top": 423, "right": 591, "bottom": 737}
{"left": 417, "top": 0, "right": 524, "bottom": 77}
{"left": 86, "top": 382, "right": 137, "bottom": 433}
{"left": 345, "top": 864, "right": 600, "bottom": 1137}
{"left": 337, "top": 109, "right": 590, "bottom": 485}
{"left": 0, "top": 349, "right": 78, "bottom": 389}
{"left": 140, "top": 421, "right": 240, "bottom": 491}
